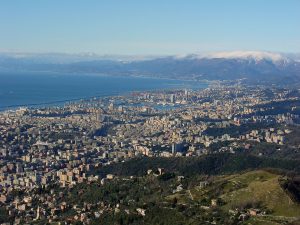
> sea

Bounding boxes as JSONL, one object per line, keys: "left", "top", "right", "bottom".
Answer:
{"left": 0, "top": 72, "right": 208, "bottom": 110}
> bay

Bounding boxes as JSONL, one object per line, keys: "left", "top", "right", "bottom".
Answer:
{"left": 0, "top": 72, "right": 208, "bottom": 110}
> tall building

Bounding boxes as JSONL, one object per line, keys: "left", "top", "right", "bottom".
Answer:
{"left": 108, "top": 102, "right": 114, "bottom": 111}
{"left": 172, "top": 143, "right": 176, "bottom": 155}
{"left": 170, "top": 94, "right": 175, "bottom": 103}
{"left": 184, "top": 89, "right": 189, "bottom": 98}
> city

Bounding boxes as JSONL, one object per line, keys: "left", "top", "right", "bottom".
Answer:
{"left": 1, "top": 1, "right": 300, "bottom": 224}
{"left": 1, "top": 83, "right": 300, "bottom": 224}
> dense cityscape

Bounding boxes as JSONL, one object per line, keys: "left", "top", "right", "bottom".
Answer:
{"left": 1, "top": 82, "right": 300, "bottom": 224}
{"left": 1, "top": 0, "right": 300, "bottom": 224}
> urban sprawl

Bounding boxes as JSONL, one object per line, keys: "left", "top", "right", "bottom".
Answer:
{"left": 1, "top": 83, "right": 300, "bottom": 224}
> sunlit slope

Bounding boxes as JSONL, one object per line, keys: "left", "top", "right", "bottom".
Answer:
{"left": 219, "top": 170, "right": 300, "bottom": 217}
{"left": 170, "top": 170, "right": 300, "bottom": 224}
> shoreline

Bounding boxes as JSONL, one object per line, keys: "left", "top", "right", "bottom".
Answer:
{"left": 0, "top": 72, "right": 210, "bottom": 111}
{"left": 0, "top": 69, "right": 213, "bottom": 83}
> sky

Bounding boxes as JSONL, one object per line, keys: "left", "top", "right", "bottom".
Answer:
{"left": 0, "top": 0, "right": 299, "bottom": 55}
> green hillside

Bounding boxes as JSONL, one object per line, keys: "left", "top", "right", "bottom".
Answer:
{"left": 24, "top": 167, "right": 299, "bottom": 225}
{"left": 220, "top": 171, "right": 299, "bottom": 216}
{"left": 170, "top": 170, "right": 300, "bottom": 225}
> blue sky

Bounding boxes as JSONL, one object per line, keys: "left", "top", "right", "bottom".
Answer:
{"left": 0, "top": 0, "right": 299, "bottom": 55}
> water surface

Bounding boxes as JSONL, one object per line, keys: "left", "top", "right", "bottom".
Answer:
{"left": 0, "top": 72, "right": 207, "bottom": 109}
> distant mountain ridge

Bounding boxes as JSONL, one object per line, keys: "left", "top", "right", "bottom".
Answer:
{"left": 1, "top": 51, "right": 300, "bottom": 83}
{"left": 204, "top": 51, "right": 289, "bottom": 62}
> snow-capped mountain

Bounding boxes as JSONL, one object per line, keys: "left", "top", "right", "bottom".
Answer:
{"left": 175, "top": 51, "right": 291, "bottom": 64}
{"left": 205, "top": 51, "right": 289, "bottom": 62}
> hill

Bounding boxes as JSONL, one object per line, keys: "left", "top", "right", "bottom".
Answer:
{"left": 184, "top": 170, "right": 300, "bottom": 224}
{"left": 93, "top": 153, "right": 300, "bottom": 178}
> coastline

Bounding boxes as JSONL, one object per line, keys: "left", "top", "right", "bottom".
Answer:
{"left": 0, "top": 69, "right": 213, "bottom": 83}
{"left": 0, "top": 71, "right": 210, "bottom": 111}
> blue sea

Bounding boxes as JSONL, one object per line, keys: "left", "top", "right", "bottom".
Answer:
{"left": 0, "top": 72, "right": 208, "bottom": 110}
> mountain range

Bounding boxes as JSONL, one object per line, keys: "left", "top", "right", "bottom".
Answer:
{"left": 1, "top": 51, "right": 300, "bottom": 84}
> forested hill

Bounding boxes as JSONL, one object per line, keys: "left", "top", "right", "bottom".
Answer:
{"left": 93, "top": 153, "right": 300, "bottom": 178}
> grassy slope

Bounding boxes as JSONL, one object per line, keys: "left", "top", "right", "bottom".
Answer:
{"left": 169, "top": 170, "right": 300, "bottom": 225}
{"left": 219, "top": 170, "right": 300, "bottom": 217}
